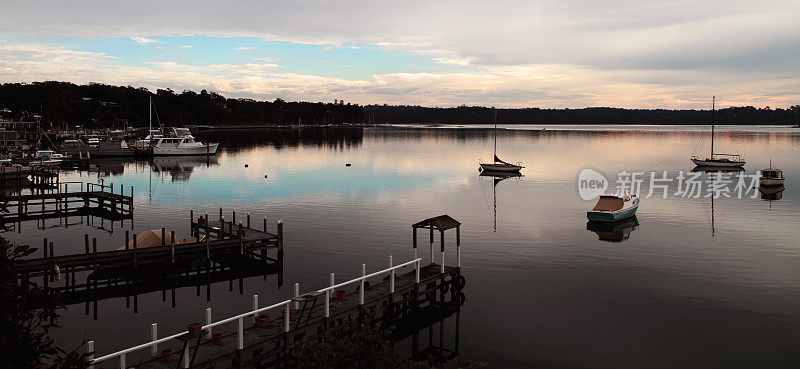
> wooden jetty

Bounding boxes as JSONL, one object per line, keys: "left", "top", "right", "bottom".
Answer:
{"left": 47, "top": 254, "right": 283, "bottom": 317}
{"left": 0, "top": 181, "right": 133, "bottom": 225}
{"left": 0, "top": 165, "right": 59, "bottom": 188}
{"left": 86, "top": 215, "right": 464, "bottom": 369}
{"left": 14, "top": 211, "right": 283, "bottom": 286}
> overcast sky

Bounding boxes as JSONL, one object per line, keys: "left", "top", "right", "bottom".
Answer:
{"left": 1, "top": 0, "right": 798, "bottom": 108}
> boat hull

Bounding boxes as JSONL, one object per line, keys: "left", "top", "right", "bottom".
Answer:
{"left": 479, "top": 163, "right": 522, "bottom": 172}
{"left": 152, "top": 143, "right": 219, "bottom": 156}
{"left": 759, "top": 178, "right": 785, "bottom": 187}
{"left": 691, "top": 158, "right": 745, "bottom": 167}
{"left": 587, "top": 199, "right": 639, "bottom": 222}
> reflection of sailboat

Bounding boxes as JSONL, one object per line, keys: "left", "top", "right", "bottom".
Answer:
{"left": 691, "top": 97, "right": 746, "bottom": 168}
{"left": 586, "top": 216, "right": 639, "bottom": 242}
{"left": 150, "top": 155, "right": 219, "bottom": 181}
{"left": 691, "top": 166, "right": 745, "bottom": 237}
{"left": 479, "top": 170, "right": 522, "bottom": 232}
{"left": 479, "top": 110, "right": 523, "bottom": 173}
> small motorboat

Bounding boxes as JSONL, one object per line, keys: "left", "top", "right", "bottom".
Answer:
{"left": 117, "top": 229, "right": 203, "bottom": 250}
{"left": 759, "top": 160, "right": 784, "bottom": 187}
{"left": 587, "top": 194, "right": 639, "bottom": 222}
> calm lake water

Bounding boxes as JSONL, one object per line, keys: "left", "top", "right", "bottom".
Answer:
{"left": 8, "top": 125, "right": 800, "bottom": 368}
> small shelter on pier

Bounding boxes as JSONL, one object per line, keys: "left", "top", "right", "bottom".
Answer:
{"left": 412, "top": 215, "right": 461, "bottom": 269}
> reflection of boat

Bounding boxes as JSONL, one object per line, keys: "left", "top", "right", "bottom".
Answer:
{"left": 691, "top": 166, "right": 745, "bottom": 173}
{"left": 151, "top": 155, "right": 218, "bottom": 181}
{"left": 587, "top": 194, "right": 639, "bottom": 222}
{"left": 691, "top": 97, "right": 745, "bottom": 168}
{"left": 479, "top": 110, "right": 523, "bottom": 173}
{"left": 759, "top": 184, "right": 784, "bottom": 201}
{"left": 759, "top": 160, "right": 784, "bottom": 187}
{"left": 479, "top": 170, "right": 522, "bottom": 232}
{"left": 587, "top": 216, "right": 639, "bottom": 242}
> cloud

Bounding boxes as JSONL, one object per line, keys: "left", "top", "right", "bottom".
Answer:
{"left": 434, "top": 57, "right": 471, "bottom": 66}
{"left": 179, "top": 45, "right": 194, "bottom": 48}
{"left": 234, "top": 46, "right": 254, "bottom": 50}
{"left": 0, "top": 0, "right": 798, "bottom": 107}
{"left": 3, "top": 41, "right": 798, "bottom": 109}
{"left": 130, "top": 37, "right": 160, "bottom": 45}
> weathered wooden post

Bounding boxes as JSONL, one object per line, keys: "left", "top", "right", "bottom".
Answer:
{"left": 360, "top": 264, "right": 366, "bottom": 305}
{"left": 170, "top": 231, "right": 176, "bottom": 264}
{"left": 293, "top": 283, "right": 300, "bottom": 310}
{"left": 252, "top": 295, "right": 258, "bottom": 324}
{"left": 277, "top": 220, "right": 284, "bottom": 254}
{"left": 205, "top": 308, "right": 213, "bottom": 340}
{"left": 238, "top": 222, "right": 243, "bottom": 255}
{"left": 190, "top": 209, "right": 194, "bottom": 235}
{"left": 415, "top": 259, "right": 421, "bottom": 283}
{"left": 263, "top": 216, "right": 267, "bottom": 233}
{"left": 325, "top": 273, "right": 334, "bottom": 318}
{"left": 86, "top": 340, "right": 94, "bottom": 369}
{"left": 237, "top": 317, "right": 244, "bottom": 350}
{"left": 413, "top": 226, "right": 418, "bottom": 260}
{"left": 232, "top": 210, "right": 236, "bottom": 225}
{"left": 219, "top": 207, "right": 222, "bottom": 222}
{"left": 161, "top": 228, "right": 166, "bottom": 247}
{"left": 389, "top": 255, "right": 395, "bottom": 293}
{"left": 246, "top": 213, "right": 250, "bottom": 229}
{"left": 456, "top": 225, "right": 461, "bottom": 268}
{"left": 125, "top": 230, "right": 129, "bottom": 250}
{"left": 84, "top": 234, "right": 89, "bottom": 254}
{"left": 429, "top": 227, "right": 434, "bottom": 264}
{"left": 440, "top": 230, "right": 445, "bottom": 273}
{"left": 150, "top": 323, "right": 158, "bottom": 357}
{"left": 284, "top": 302, "right": 290, "bottom": 332}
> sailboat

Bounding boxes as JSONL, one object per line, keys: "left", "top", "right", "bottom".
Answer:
{"left": 479, "top": 110, "right": 523, "bottom": 173}
{"left": 691, "top": 96, "right": 745, "bottom": 168}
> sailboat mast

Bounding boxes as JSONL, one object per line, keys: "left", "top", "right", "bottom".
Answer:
{"left": 493, "top": 109, "right": 497, "bottom": 162}
{"left": 710, "top": 96, "right": 715, "bottom": 158}
{"left": 149, "top": 96, "right": 152, "bottom": 132}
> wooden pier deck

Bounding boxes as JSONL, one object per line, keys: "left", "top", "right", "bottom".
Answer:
{"left": 0, "top": 181, "right": 133, "bottom": 225}
{"left": 128, "top": 263, "right": 462, "bottom": 369}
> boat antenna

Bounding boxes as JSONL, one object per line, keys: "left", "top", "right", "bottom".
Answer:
{"left": 710, "top": 96, "right": 715, "bottom": 159}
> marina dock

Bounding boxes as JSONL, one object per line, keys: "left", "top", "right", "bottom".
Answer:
{"left": 0, "top": 181, "right": 133, "bottom": 225}
{"left": 84, "top": 215, "right": 464, "bottom": 369}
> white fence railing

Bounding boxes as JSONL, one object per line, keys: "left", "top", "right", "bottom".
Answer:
{"left": 87, "top": 256, "right": 424, "bottom": 369}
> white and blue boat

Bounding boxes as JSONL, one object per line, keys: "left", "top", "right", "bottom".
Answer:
{"left": 587, "top": 194, "right": 639, "bottom": 222}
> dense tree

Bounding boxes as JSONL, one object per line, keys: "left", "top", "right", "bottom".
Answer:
{"left": 363, "top": 104, "right": 800, "bottom": 125}
{"left": 0, "top": 82, "right": 363, "bottom": 128}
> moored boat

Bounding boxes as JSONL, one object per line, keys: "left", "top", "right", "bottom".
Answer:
{"left": 759, "top": 160, "right": 784, "bottom": 187}
{"left": 479, "top": 109, "right": 523, "bottom": 173}
{"left": 587, "top": 194, "right": 639, "bottom": 222}
{"left": 691, "top": 96, "right": 745, "bottom": 168}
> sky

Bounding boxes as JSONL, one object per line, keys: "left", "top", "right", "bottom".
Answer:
{"left": 1, "top": 0, "right": 798, "bottom": 109}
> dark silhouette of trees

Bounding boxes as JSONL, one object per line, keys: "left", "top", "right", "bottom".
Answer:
{"left": 363, "top": 104, "right": 800, "bottom": 125}
{"left": 0, "top": 82, "right": 363, "bottom": 128}
{"left": 1, "top": 82, "right": 796, "bottom": 126}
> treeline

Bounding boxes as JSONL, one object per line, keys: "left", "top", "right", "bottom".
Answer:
{"left": 364, "top": 104, "right": 800, "bottom": 125}
{"left": 2, "top": 82, "right": 797, "bottom": 126}
{"left": 0, "top": 81, "right": 363, "bottom": 127}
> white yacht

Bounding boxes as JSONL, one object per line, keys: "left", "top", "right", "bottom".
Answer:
{"left": 33, "top": 150, "right": 67, "bottom": 166}
{"left": 150, "top": 128, "right": 219, "bottom": 156}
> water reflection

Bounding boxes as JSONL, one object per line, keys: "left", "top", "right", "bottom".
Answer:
{"left": 151, "top": 156, "right": 219, "bottom": 182}
{"left": 586, "top": 216, "right": 640, "bottom": 242}
{"left": 478, "top": 170, "right": 522, "bottom": 232}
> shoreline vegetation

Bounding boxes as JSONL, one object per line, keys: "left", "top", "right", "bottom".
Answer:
{"left": 1, "top": 81, "right": 798, "bottom": 127}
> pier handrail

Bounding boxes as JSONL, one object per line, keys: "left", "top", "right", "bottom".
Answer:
{"left": 89, "top": 256, "right": 424, "bottom": 367}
